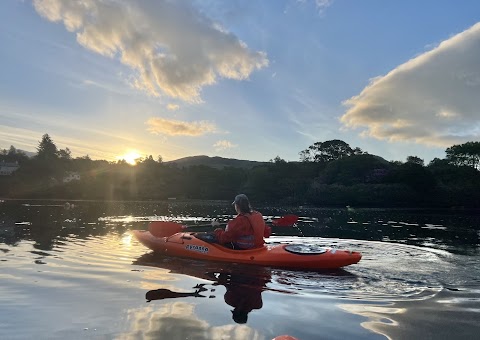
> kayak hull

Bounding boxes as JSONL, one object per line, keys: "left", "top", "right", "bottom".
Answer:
{"left": 132, "top": 230, "right": 361, "bottom": 270}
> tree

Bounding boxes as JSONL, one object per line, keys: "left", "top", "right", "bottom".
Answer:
{"left": 36, "top": 134, "right": 58, "bottom": 161}
{"left": 299, "top": 140, "right": 362, "bottom": 163}
{"left": 406, "top": 156, "right": 424, "bottom": 166}
{"left": 58, "top": 147, "right": 72, "bottom": 160}
{"left": 446, "top": 141, "right": 480, "bottom": 170}
{"left": 321, "top": 154, "right": 390, "bottom": 185}
{"left": 270, "top": 156, "right": 286, "bottom": 163}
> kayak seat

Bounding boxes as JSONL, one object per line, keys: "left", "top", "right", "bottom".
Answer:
{"left": 194, "top": 232, "right": 218, "bottom": 243}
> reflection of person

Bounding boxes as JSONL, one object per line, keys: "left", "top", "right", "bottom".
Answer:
{"left": 213, "top": 194, "right": 271, "bottom": 249}
{"left": 144, "top": 265, "right": 271, "bottom": 325}
{"left": 218, "top": 272, "right": 266, "bottom": 324}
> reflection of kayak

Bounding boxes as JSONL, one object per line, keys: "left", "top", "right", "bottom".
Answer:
{"left": 132, "top": 230, "right": 361, "bottom": 269}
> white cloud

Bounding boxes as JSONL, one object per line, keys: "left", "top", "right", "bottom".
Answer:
{"left": 166, "top": 104, "right": 180, "bottom": 111}
{"left": 146, "top": 117, "right": 217, "bottom": 136}
{"left": 33, "top": 0, "right": 268, "bottom": 103}
{"left": 213, "top": 140, "right": 237, "bottom": 151}
{"left": 341, "top": 22, "right": 480, "bottom": 147}
{"left": 315, "top": 0, "right": 334, "bottom": 13}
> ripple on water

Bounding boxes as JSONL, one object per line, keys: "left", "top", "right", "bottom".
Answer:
{"left": 267, "top": 236, "right": 457, "bottom": 302}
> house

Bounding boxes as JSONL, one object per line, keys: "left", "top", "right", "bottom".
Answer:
{"left": 63, "top": 171, "right": 81, "bottom": 183}
{"left": 0, "top": 161, "right": 19, "bottom": 176}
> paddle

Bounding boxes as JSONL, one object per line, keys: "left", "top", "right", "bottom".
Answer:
{"left": 149, "top": 215, "right": 299, "bottom": 238}
{"left": 271, "top": 214, "right": 299, "bottom": 227}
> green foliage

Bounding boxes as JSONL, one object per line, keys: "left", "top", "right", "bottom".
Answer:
{"left": 1, "top": 136, "right": 479, "bottom": 208}
{"left": 0, "top": 145, "right": 29, "bottom": 164}
{"left": 406, "top": 155, "right": 424, "bottom": 166}
{"left": 446, "top": 141, "right": 480, "bottom": 170}
{"left": 299, "top": 140, "right": 363, "bottom": 163}
{"left": 36, "top": 134, "right": 58, "bottom": 161}
{"left": 321, "top": 154, "right": 390, "bottom": 185}
{"left": 386, "top": 162, "right": 436, "bottom": 192}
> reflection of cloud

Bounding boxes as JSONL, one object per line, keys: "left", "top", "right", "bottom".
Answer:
{"left": 33, "top": 0, "right": 268, "bottom": 103}
{"left": 120, "top": 302, "right": 264, "bottom": 340}
{"left": 146, "top": 118, "right": 217, "bottom": 136}
{"left": 213, "top": 140, "right": 237, "bottom": 151}
{"left": 338, "top": 303, "right": 405, "bottom": 340}
{"left": 341, "top": 22, "right": 480, "bottom": 147}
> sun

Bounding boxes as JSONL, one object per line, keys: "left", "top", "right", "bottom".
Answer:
{"left": 117, "top": 150, "right": 142, "bottom": 165}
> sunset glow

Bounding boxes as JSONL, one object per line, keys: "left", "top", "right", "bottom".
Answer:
{"left": 1, "top": 1, "right": 479, "bottom": 164}
{"left": 117, "top": 151, "right": 142, "bottom": 165}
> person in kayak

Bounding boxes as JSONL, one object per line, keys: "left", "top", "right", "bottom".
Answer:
{"left": 212, "top": 194, "right": 271, "bottom": 249}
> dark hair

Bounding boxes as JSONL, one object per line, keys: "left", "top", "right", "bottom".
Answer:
{"left": 233, "top": 194, "right": 252, "bottom": 214}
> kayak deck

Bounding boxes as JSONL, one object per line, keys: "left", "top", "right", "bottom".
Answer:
{"left": 133, "top": 230, "right": 362, "bottom": 270}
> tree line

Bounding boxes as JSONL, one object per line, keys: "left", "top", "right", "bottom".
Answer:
{"left": 1, "top": 134, "right": 479, "bottom": 208}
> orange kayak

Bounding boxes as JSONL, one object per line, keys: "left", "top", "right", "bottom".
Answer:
{"left": 132, "top": 230, "right": 361, "bottom": 270}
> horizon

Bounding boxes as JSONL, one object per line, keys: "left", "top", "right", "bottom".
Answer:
{"left": 1, "top": 1, "right": 479, "bottom": 164}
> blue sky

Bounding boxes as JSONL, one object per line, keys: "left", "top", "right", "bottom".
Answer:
{"left": 1, "top": 0, "right": 479, "bottom": 164}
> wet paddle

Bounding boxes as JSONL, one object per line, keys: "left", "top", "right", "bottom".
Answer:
{"left": 149, "top": 215, "right": 299, "bottom": 238}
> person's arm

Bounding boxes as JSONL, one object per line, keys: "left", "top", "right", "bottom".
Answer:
{"left": 264, "top": 225, "right": 272, "bottom": 238}
{"left": 214, "top": 217, "right": 245, "bottom": 244}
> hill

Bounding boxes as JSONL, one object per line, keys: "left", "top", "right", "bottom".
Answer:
{"left": 165, "top": 155, "right": 267, "bottom": 169}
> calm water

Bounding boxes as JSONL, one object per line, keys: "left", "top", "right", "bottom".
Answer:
{"left": 1, "top": 200, "right": 479, "bottom": 340}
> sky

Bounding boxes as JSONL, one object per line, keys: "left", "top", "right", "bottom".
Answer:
{"left": 1, "top": 0, "right": 479, "bottom": 164}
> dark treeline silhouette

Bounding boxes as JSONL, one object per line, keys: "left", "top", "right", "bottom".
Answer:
{"left": 1, "top": 134, "right": 479, "bottom": 208}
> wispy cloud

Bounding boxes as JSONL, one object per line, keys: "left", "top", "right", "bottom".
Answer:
{"left": 146, "top": 117, "right": 217, "bottom": 136}
{"left": 315, "top": 0, "right": 334, "bottom": 14}
{"left": 167, "top": 104, "right": 180, "bottom": 111}
{"left": 213, "top": 140, "right": 237, "bottom": 151}
{"left": 33, "top": 0, "right": 268, "bottom": 103}
{"left": 341, "top": 22, "right": 480, "bottom": 147}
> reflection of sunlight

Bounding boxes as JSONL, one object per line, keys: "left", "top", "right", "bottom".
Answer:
{"left": 119, "top": 302, "right": 264, "bottom": 340}
{"left": 338, "top": 303, "right": 406, "bottom": 340}
{"left": 121, "top": 233, "right": 132, "bottom": 247}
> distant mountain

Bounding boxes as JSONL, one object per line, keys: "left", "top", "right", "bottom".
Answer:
{"left": 0, "top": 146, "right": 36, "bottom": 157}
{"left": 18, "top": 149, "right": 36, "bottom": 157}
{"left": 165, "top": 155, "right": 267, "bottom": 169}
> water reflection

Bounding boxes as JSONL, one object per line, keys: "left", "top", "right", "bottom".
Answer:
{"left": 1, "top": 200, "right": 479, "bottom": 256}
{"left": 135, "top": 253, "right": 272, "bottom": 325}
{"left": 1, "top": 200, "right": 479, "bottom": 339}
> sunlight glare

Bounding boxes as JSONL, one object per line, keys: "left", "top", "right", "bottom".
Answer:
{"left": 117, "top": 150, "right": 142, "bottom": 165}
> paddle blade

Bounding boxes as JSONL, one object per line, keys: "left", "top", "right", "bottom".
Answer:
{"left": 149, "top": 221, "right": 186, "bottom": 238}
{"left": 271, "top": 214, "right": 299, "bottom": 226}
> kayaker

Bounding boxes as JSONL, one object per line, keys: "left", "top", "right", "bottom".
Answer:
{"left": 212, "top": 194, "right": 271, "bottom": 249}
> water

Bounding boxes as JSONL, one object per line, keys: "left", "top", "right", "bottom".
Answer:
{"left": 0, "top": 200, "right": 479, "bottom": 339}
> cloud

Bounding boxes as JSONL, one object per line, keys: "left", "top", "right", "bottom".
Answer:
{"left": 213, "top": 140, "right": 237, "bottom": 151}
{"left": 146, "top": 117, "right": 217, "bottom": 136}
{"left": 315, "top": 0, "right": 334, "bottom": 13}
{"left": 166, "top": 104, "right": 180, "bottom": 111}
{"left": 340, "top": 22, "right": 480, "bottom": 147}
{"left": 33, "top": 0, "right": 268, "bottom": 103}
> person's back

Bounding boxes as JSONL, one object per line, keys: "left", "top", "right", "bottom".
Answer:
{"left": 214, "top": 194, "right": 270, "bottom": 249}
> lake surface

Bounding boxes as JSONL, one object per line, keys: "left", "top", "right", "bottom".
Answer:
{"left": 1, "top": 200, "right": 479, "bottom": 340}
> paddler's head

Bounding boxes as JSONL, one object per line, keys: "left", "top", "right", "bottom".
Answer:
{"left": 231, "top": 308, "right": 249, "bottom": 324}
{"left": 232, "top": 194, "right": 252, "bottom": 214}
